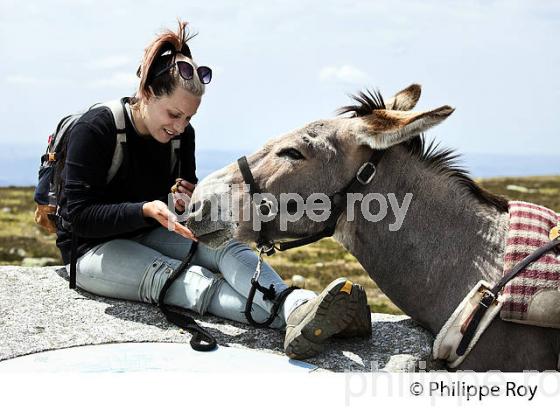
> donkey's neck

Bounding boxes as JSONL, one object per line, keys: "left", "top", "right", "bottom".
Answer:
{"left": 334, "top": 145, "right": 509, "bottom": 334}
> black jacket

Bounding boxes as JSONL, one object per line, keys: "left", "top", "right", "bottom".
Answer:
{"left": 56, "top": 98, "right": 198, "bottom": 264}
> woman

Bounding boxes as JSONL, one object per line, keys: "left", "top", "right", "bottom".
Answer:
{"left": 55, "top": 21, "right": 370, "bottom": 360}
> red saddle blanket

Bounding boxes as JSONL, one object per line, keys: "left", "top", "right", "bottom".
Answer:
{"left": 501, "top": 201, "right": 560, "bottom": 327}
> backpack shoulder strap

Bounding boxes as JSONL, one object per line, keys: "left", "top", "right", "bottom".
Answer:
{"left": 50, "top": 114, "right": 82, "bottom": 155}
{"left": 99, "top": 100, "right": 127, "bottom": 183}
{"left": 170, "top": 138, "right": 181, "bottom": 178}
{"left": 98, "top": 99, "right": 181, "bottom": 181}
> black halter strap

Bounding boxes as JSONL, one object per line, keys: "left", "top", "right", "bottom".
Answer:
{"left": 238, "top": 156, "right": 261, "bottom": 196}
{"left": 236, "top": 149, "right": 384, "bottom": 253}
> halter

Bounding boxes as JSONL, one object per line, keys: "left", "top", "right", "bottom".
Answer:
{"left": 236, "top": 149, "right": 384, "bottom": 326}
{"left": 236, "top": 149, "right": 385, "bottom": 254}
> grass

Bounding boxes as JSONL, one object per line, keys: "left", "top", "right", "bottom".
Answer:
{"left": 476, "top": 176, "right": 560, "bottom": 211}
{"left": 1, "top": 175, "right": 558, "bottom": 314}
{"left": 0, "top": 187, "right": 61, "bottom": 265}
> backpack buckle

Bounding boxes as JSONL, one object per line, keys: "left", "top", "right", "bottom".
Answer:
{"left": 48, "top": 152, "right": 57, "bottom": 162}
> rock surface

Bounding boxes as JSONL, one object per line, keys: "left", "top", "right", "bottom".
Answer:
{"left": 0, "top": 266, "right": 443, "bottom": 372}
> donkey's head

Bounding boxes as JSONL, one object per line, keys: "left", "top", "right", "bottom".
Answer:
{"left": 186, "top": 84, "right": 454, "bottom": 248}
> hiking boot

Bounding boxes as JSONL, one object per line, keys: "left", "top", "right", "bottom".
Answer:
{"left": 284, "top": 278, "right": 357, "bottom": 359}
{"left": 335, "top": 283, "right": 372, "bottom": 339}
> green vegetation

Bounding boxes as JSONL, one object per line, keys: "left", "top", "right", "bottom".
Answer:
{"left": 477, "top": 176, "right": 560, "bottom": 211}
{"left": 0, "top": 187, "right": 60, "bottom": 265}
{"left": 1, "top": 175, "right": 558, "bottom": 314}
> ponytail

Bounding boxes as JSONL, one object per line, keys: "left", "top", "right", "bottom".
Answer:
{"left": 135, "top": 20, "right": 200, "bottom": 101}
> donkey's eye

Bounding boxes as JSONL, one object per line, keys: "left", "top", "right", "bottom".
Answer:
{"left": 277, "top": 148, "right": 305, "bottom": 161}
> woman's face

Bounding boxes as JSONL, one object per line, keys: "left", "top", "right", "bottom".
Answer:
{"left": 143, "top": 87, "right": 201, "bottom": 143}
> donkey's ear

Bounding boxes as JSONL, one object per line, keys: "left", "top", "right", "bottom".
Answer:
{"left": 384, "top": 84, "right": 422, "bottom": 111}
{"left": 353, "top": 105, "right": 454, "bottom": 149}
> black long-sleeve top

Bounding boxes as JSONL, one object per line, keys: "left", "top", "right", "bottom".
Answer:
{"left": 56, "top": 97, "right": 197, "bottom": 264}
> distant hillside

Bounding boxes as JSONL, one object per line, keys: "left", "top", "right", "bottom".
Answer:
{"left": 1, "top": 147, "right": 558, "bottom": 186}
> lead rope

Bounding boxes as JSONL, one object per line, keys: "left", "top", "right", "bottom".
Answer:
{"left": 243, "top": 244, "right": 298, "bottom": 328}
{"left": 158, "top": 241, "right": 217, "bottom": 351}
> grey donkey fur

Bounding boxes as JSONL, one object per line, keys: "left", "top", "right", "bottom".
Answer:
{"left": 186, "top": 84, "right": 560, "bottom": 371}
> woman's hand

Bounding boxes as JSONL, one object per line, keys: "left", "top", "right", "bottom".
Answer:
{"left": 142, "top": 200, "right": 198, "bottom": 241}
{"left": 172, "top": 179, "right": 196, "bottom": 213}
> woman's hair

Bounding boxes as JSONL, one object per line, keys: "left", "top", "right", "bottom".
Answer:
{"left": 132, "top": 20, "right": 205, "bottom": 105}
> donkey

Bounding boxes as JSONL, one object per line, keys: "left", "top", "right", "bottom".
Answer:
{"left": 185, "top": 84, "right": 560, "bottom": 371}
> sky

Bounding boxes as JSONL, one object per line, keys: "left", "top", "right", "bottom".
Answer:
{"left": 0, "top": 0, "right": 559, "bottom": 166}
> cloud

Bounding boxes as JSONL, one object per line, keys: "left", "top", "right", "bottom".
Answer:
{"left": 4, "top": 75, "right": 40, "bottom": 85}
{"left": 87, "top": 72, "right": 139, "bottom": 89}
{"left": 89, "top": 56, "right": 133, "bottom": 70}
{"left": 318, "top": 65, "right": 370, "bottom": 84}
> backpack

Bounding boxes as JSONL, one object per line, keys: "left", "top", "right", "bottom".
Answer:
{"left": 33, "top": 99, "right": 182, "bottom": 234}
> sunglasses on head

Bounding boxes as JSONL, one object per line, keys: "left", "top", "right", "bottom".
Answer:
{"left": 153, "top": 60, "right": 212, "bottom": 84}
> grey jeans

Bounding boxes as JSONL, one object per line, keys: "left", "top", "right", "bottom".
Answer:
{"left": 69, "top": 227, "right": 316, "bottom": 329}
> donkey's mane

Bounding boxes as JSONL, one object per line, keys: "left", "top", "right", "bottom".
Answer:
{"left": 338, "top": 89, "right": 509, "bottom": 213}
{"left": 337, "top": 89, "right": 386, "bottom": 116}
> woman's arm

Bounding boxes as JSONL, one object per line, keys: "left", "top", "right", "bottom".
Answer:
{"left": 63, "top": 118, "right": 155, "bottom": 238}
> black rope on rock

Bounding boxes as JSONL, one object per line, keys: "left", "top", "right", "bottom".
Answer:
{"left": 158, "top": 241, "right": 217, "bottom": 352}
